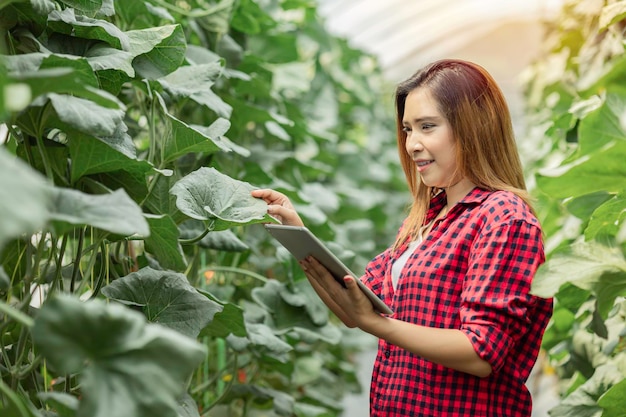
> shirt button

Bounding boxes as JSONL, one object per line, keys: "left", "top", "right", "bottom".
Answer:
{"left": 384, "top": 349, "right": 390, "bottom": 358}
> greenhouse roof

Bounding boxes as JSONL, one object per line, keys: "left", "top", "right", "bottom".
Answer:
{"left": 316, "top": 0, "right": 566, "bottom": 123}
{"left": 317, "top": 0, "right": 565, "bottom": 83}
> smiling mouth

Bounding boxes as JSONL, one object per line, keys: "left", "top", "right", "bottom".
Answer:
{"left": 416, "top": 160, "right": 433, "bottom": 167}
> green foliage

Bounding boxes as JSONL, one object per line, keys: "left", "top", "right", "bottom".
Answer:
{"left": 523, "top": 0, "right": 626, "bottom": 415}
{"left": 0, "top": 0, "right": 404, "bottom": 416}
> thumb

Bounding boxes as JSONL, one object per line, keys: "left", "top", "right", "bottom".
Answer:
{"left": 343, "top": 275, "right": 359, "bottom": 290}
{"left": 268, "top": 205, "right": 304, "bottom": 226}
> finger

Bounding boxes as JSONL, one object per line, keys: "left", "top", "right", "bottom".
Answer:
{"left": 343, "top": 275, "right": 358, "bottom": 289}
{"left": 299, "top": 259, "right": 358, "bottom": 327}
{"left": 305, "top": 257, "right": 342, "bottom": 287}
{"left": 342, "top": 275, "right": 377, "bottom": 314}
{"left": 268, "top": 205, "right": 304, "bottom": 226}
{"left": 250, "top": 189, "right": 272, "bottom": 199}
{"left": 251, "top": 189, "right": 287, "bottom": 205}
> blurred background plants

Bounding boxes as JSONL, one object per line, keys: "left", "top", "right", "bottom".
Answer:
{"left": 524, "top": 1, "right": 626, "bottom": 415}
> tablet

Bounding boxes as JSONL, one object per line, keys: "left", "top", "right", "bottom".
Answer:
{"left": 264, "top": 224, "right": 393, "bottom": 315}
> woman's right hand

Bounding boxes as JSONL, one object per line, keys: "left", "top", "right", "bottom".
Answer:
{"left": 251, "top": 189, "right": 304, "bottom": 226}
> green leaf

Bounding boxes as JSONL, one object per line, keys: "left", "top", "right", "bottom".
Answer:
{"left": 101, "top": 267, "right": 223, "bottom": 338}
{"left": 30, "top": 0, "right": 56, "bottom": 14}
{"left": 203, "top": 230, "right": 249, "bottom": 250}
{"left": 144, "top": 214, "right": 187, "bottom": 271}
{"left": 578, "top": 91, "right": 626, "bottom": 156}
{"left": 158, "top": 62, "right": 232, "bottom": 117}
{"left": 155, "top": 94, "right": 246, "bottom": 162}
{"left": 0, "top": 266, "right": 9, "bottom": 290}
{"left": 170, "top": 167, "right": 272, "bottom": 231}
{"left": 579, "top": 55, "right": 626, "bottom": 96}
{"left": 248, "top": 33, "right": 299, "bottom": 63}
{"left": 98, "top": 0, "right": 115, "bottom": 17}
{"left": 83, "top": 44, "right": 135, "bottom": 77}
{"left": 537, "top": 141, "right": 626, "bottom": 198}
{"left": 158, "top": 62, "right": 222, "bottom": 96}
{"left": 0, "top": 148, "right": 50, "bottom": 250}
{"left": 221, "top": 384, "right": 295, "bottom": 416}
{"left": 49, "top": 187, "right": 150, "bottom": 237}
{"left": 143, "top": 174, "right": 181, "bottom": 219}
{"left": 5, "top": 55, "right": 124, "bottom": 107}
{"left": 48, "top": 8, "right": 129, "bottom": 50}
{"left": 32, "top": 92, "right": 126, "bottom": 138}
{"left": 0, "top": 300, "right": 34, "bottom": 328}
{"left": 251, "top": 280, "right": 341, "bottom": 344}
{"left": 60, "top": 0, "right": 103, "bottom": 14}
{"left": 598, "top": 378, "right": 626, "bottom": 417}
{"left": 585, "top": 191, "right": 626, "bottom": 240}
{"left": 227, "top": 323, "right": 293, "bottom": 356}
{"left": 93, "top": 170, "right": 149, "bottom": 203}
{"left": 552, "top": 307, "right": 576, "bottom": 333}
{"left": 532, "top": 240, "right": 626, "bottom": 298}
{"left": 532, "top": 240, "right": 626, "bottom": 321}
{"left": 294, "top": 354, "right": 323, "bottom": 386}
{"left": 197, "top": 290, "right": 247, "bottom": 338}
{"left": 178, "top": 221, "right": 248, "bottom": 251}
{"left": 594, "top": 271, "right": 626, "bottom": 320}
{"left": 195, "top": 0, "right": 236, "bottom": 34}
{"left": 32, "top": 295, "right": 206, "bottom": 417}
{"left": 566, "top": 191, "right": 613, "bottom": 220}
{"left": 203, "top": 230, "right": 248, "bottom": 251}
{"left": 126, "top": 25, "right": 186, "bottom": 79}
{"left": 115, "top": 1, "right": 173, "bottom": 29}
{"left": 37, "top": 392, "right": 78, "bottom": 417}
{"left": 600, "top": 1, "right": 626, "bottom": 30}
{"left": 294, "top": 402, "right": 334, "bottom": 417}
{"left": 176, "top": 393, "right": 200, "bottom": 417}
{"left": 67, "top": 130, "right": 154, "bottom": 182}
{"left": 548, "top": 364, "right": 622, "bottom": 417}
{"left": 556, "top": 283, "right": 592, "bottom": 312}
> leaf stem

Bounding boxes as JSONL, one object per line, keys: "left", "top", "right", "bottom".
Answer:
{"left": 199, "top": 266, "right": 268, "bottom": 283}
{"left": 198, "top": 353, "right": 238, "bottom": 416}
{"left": 0, "top": 302, "right": 34, "bottom": 328}
{"left": 16, "top": 354, "right": 42, "bottom": 379}
{"left": 179, "top": 227, "right": 211, "bottom": 245}
{"left": 34, "top": 135, "right": 54, "bottom": 183}
{"left": 0, "top": 379, "right": 31, "bottom": 417}
{"left": 88, "top": 242, "right": 109, "bottom": 300}
{"left": 69, "top": 228, "right": 86, "bottom": 293}
{"left": 51, "top": 234, "right": 69, "bottom": 292}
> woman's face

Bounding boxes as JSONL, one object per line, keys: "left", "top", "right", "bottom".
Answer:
{"left": 402, "top": 88, "right": 462, "bottom": 189}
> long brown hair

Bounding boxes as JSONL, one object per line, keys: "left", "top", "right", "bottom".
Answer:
{"left": 394, "top": 59, "right": 532, "bottom": 248}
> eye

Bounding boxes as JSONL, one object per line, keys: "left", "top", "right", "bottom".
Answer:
{"left": 421, "top": 123, "right": 435, "bottom": 131}
{"left": 402, "top": 126, "right": 412, "bottom": 133}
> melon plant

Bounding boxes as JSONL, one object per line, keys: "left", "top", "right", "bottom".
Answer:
{"left": 0, "top": 0, "right": 407, "bottom": 416}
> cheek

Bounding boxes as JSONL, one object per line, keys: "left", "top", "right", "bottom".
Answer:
{"left": 403, "top": 134, "right": 412, "bottom": 154}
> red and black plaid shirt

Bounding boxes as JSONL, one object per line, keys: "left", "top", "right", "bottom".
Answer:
{"left": 362, "top": 188, "right": 553, "bottom": 416}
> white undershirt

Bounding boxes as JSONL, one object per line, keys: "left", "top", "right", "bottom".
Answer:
{"left": 391, "top": 223, "right": 431, "bottom": 290}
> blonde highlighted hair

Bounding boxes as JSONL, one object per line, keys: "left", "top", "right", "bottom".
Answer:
{"left": 394, "top": 59, "right": 532, "bottom": 248}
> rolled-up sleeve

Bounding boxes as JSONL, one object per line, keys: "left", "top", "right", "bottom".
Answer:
{"left": 460, "top": 220, "right": 544, "bottom": 373}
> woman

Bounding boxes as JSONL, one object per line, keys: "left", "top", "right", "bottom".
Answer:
{"left": 252, "top": 59, "right": 552, "bottom": 416}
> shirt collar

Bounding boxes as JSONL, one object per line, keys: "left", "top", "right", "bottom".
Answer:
{"left": 458, "top": 187, "right": 492, "bottom": 205}
{"left": 426, "top": 187, "right": 491, "bottom": 221}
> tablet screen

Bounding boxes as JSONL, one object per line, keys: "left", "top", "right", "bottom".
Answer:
{"left": 264, "top": 224, "right": 393, "bottom": 315}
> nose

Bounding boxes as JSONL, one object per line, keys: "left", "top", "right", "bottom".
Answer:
{"left": 405, "top": 131, "right": 423, "bottom": 156}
